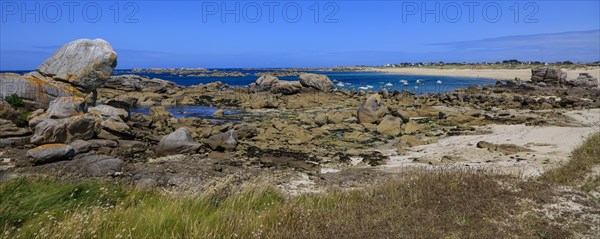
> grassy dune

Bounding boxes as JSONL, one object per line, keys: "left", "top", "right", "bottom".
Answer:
{"left": 1, "top": 133, "right": 599, "bottom": 238}
{"left": 540, "top": 132, "right": 600, "bottom": 192}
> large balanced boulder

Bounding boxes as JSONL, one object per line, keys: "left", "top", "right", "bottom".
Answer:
{"left": 0, "top": 39, "right": 117, "bottom": 108}
{"left": 299, "top": 73, "right": 334, "bottom": 92}
{"left": 357, "top": 94, "right": 388, "bottom": 123}
{"left": 204, "top": 130, "right": 238, "bottom": 151}
{"left": 27, "top": 144, "right": 76, "bottom": 164}
{"left": 36, "top": 39, "right": 117, "bottom": 91}
{"left": 155, "top": 128, "right": 201, "bottom": 156}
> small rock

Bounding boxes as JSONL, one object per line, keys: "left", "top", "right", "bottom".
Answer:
{"left": 69, "top": 140, "right": 92, "bottom": 154}
{"left": 314, "top": 113, "right": 329, "bottom": 126}
{"left": 0, "top": 119, "right": 30, "bottom": 138}
{"left": 213, "top": 109, "right": 224, "bottom": 117}
{"left": 299, "top": 73, "right": 334, "bottom": 92}
{"left": 235, "top": 125, "right": 258, "bottom": 140}
{"left": 89, "top": 104, "right": 129, "bottom": 121}
{"left": 155, "top": 128, "right": 201, "bottom": 156}
{"left": 68, "top": 154, "right": 124, "bottom": 176}
{"left": 398, "top": 135, "right": 426, "bottom": 147}
{"left": 27, "top": 144, "right": 76, "bottom": 164}
{"left": 204, "top": 130, "right": 238, "bottom": 151}
{"left": 149, "top": 106, "right": 173, "bottom": 119}
{"left": 44, "top": 97, "right": 87, "bottom": 119}
{"left": 376, "top": 115, "right": 403, "bottom": 136}
{"left": 271, "top": 81, "right": 304, "bottom": 95}
{"left": 403, "top": 121, "right": 424, "bottom": 135}
{"left": 476, "top": 141, "right": 532, "bottom": 155}
{"left": 357, "top": 94, "right": 388, "bottom": 123}
{"left": 391, "top": 109, "right": 411, "bottom": 123}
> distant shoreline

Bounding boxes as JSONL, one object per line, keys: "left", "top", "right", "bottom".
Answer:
{"left": 368, "top": 67, "right": 600, "bottom": 81}
{"left": 3, "top": 67, "right": 599, "bottom": 82}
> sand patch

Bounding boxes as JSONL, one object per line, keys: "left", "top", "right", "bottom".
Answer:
{"left": 382, "top": 109, "right": 600, "bottom": 177}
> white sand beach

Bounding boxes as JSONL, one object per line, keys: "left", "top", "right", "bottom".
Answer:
{"left": 371, "top": 67, "right": 600, "bottom": 81}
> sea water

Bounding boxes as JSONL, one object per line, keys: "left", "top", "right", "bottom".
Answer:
{"left": 112, "top": 69, "right": 496, "bottom": 94}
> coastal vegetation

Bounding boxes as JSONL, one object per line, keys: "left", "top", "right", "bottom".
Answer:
{"left": 1, "top": 132, "right": 598, "bottom": 238}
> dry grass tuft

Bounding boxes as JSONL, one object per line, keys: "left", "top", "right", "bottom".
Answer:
{"left": 0, "top": 102, "right": 29, "bottom": 127}
{"left": 540, "top": 132, "right": 600, "bottom": 192}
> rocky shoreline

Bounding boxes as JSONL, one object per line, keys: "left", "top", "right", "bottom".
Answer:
{"left": 1, "top": 39, "right": 599, "bottom": 194}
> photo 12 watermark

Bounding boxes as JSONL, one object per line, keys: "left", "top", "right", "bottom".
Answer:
{"left": 200, "top": 1, "right": 340, "bottom": 23}
{"left": 401, "top": 1, "right": 539, "bottom": 23}
{"left": 0, "top": 1, "right": 139, "bottom": 23}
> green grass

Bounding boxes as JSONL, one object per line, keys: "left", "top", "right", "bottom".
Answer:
{"left": 540, "top": 132, "right": 600, "bottom": 192}
{"left": 0, "top": 179, "right": 131, "bottom": 238}
{"left": 0, "top": 179, "right": 287, "bottom": 238}
{"left": 0, "top": 172, "right": 570, "bottom": 239}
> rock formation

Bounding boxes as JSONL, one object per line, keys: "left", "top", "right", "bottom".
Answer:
{"left": 357, "top": 94, "right": 388, "bottom": 123}
{"left": 531, "top": 67, "right": 567, "bottom": 85}
{"left": 0, "top": 39, "right": 117, "bottom": 108}
{"left": 204, "top": 130, "right": 238, "bottom": 151}
{"left": 299, "top": 73, "right": 334, "bottom": 92}
{"left": 36, "top": 39, "right": 117, "bottom": 91}
{"left": 248, "top": 73, "right": 333, "bottom": 95}
{"left": 572, "top": 73, "right": 599, "bottom": 88}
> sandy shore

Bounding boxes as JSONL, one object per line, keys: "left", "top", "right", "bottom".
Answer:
{"left": 371, "top": 67, "right": 600, "bottom": 81}
{"left": 382, "top": 109, "right": 600, "bottom": 177}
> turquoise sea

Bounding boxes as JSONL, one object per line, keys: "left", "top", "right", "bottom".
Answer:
{"left": 112, "top": 69, "right": 497, "bottom": 94}
{"left": 2, "top": 69, "right": 498, "bottom": 118}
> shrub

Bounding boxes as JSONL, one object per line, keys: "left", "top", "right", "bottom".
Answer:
{"left": 4, "top": 94, "right": 23, "bottom": 108}
{"left": 0, "top": 103, "right": 29, "bottom": 127}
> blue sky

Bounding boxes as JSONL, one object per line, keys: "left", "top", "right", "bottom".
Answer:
{"left": 1, "top": 0, "right": 599, "bottom": 70}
